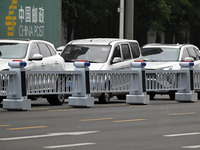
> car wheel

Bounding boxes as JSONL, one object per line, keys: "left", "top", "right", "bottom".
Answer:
{"left": 197, "top": 92, "right": 200, "bottom": 100}
{"left": 149, "top": 93, "right": 155, "bottom": 100}
{"left": 47, "top": 94, "right": 65, "bottom": 105}
{"left": 0, "top": 97, "right": 5, "bottom": 103}
{"left": 98, "top": 93, "right": 111, "bottom": 104}
{"left": 28, "top": 96, "right": 38, "bottom": 101}
{"left": 117, "top": 94, "right": 126, "bottom": 100}
{"left": 169, "top": 92, "right": 175, "bottom": 100}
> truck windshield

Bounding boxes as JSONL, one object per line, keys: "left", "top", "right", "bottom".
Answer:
{"left": 61, "top": 45, "right": 111, "bottom": 63}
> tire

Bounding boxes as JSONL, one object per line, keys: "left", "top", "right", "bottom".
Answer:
{"left": 47, "top": 76, "right": 66, "bottom": 105}
{"left": 117, "top": 94, "right": 126, "bottom": 100}
{"left": 149, "top": 93, "right": 155, "bottom": 100}
{"left": 98, "top": 93, "right": 111, "bottom": 104}
{"left": 197, "top": 92, "right": 200, "bottom": 100}
{"left": 28, "top": 96, "right": 38, "bottom": 101}
{"left": 169, "top": 92, "right": 175, "bottom": 100}
{"left": 47, "top": 94, "right": 65, "bottom": 105}
{"left": 0, "top": 96, "right": 6, "bottom": 103}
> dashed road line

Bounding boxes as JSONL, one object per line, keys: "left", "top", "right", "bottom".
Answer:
{"left": 0, "top": 131, "right": 99, "bottom": 141}
{"left": 7, "top": 126, "right": 48, "bottom": 130}
{"left": 48, "top": 109, "right": 78, "bottom": 112}
{"left": 129, "top": 105, "right": 152, "bottom": 107}
{"left": 0, "top": 125, "right": 11, "bottom": 127}
{"left": 102, "top": 104, "right": 127, "bottom": 107}
{"left": 164, "top": 132, "right": 200, "bottom": 137}
{"left": 114, "top": 119, "right": 146, "bottom": 123}
{"left": 182, "top": 145, "right": 200, "bottom": 149}
{"left": 168, "top": 112, "right": 196, "bottom": 116}
{"left": 31, "top": 108, "right": 49, "bottom": 111}
{"left": 80, "top": 118, "right": 113, "bottom": 121}
{"left": 44, "top": 143, "right": 96, "bottom": 149}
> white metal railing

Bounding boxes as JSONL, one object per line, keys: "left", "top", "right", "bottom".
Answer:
{"left": 0, "top": 69, "right": 195, "bottom": 96}
{"left": 2, "top": 61, "right": 199, "bottom": 110}
{"left": 25, "top": 70, "right": 193, "bottom": 95}
{"left": 0, "top": 71, "right": 16, "bottom": 96}
{"left": 90, "top": 70, "right": 138, "bottom": 93}
{"left": 193, "top": 70, "right": 200, "bottom": 90}
{"left": 146, "top": 70, "right": 187, "bottom": 91}
{"left": 26, "top": 71, "right": 81, "bottom": 95}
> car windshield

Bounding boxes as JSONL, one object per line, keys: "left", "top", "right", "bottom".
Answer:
{"left": 0, "top": 43, "right": 28, "bottom": 59}
{"left": 141, "top": 47, "right": 180, "bottom": 61}
{"left": 61, "top": 45, "right": 111, "bottom": 63}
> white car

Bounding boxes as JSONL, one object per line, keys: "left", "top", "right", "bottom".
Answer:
{"left": 0, "top": 39, "right": 65, "bottom": 105}
{"left": 141, "top": 43, "right": 200, "bottom": 99}
{"left": 56, "top": 46, "right": 65, "bottom": 55}
{"left": 61, "top": 38, "right": 143, "bottom": 103}
{"left": 142, "top": 43, "right": 200, "bottom": 70}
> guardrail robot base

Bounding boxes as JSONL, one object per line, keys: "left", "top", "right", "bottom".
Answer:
{"left": 68, "top": 96, "right": 94, "bottom": 107}
{"left": 3, "top": 98, "right": 31, "bottom": 110}
{"left": 126, "top": 94, "right": 150, "bottom": 105}
{"left": 175, "top": 92, "right": 197, "bottom": 102}
{"left": 3, "top": 61, "right": 31, "bottom": 111}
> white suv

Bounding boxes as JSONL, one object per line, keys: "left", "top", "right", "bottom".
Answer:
{"left": 61, "top": 38, "right": 143, "bottom": 103}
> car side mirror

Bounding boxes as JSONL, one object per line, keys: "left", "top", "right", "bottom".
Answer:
{"left": 184, "top": 57, "right": 194, "bottom": 62}
{"left": 29, "top": 54, "right": 43, "bottom": 61}
{"left": 112, "top": 57, "right": 122, "bottom": 63}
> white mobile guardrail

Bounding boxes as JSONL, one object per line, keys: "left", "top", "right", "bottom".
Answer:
{"left": 90, "top": 63, "right": 149, "bottom": 105}
{"left": 26, "top": 71, "right": 81, "bottom": 95}
{"left": 146, "top": 70, "right": 186, "bottom": 91}
{"left": 2, "top": 61, "right": 148, "bottom": 110}
{"left": 90, "top": 70, "right": 137, "bottom": 93}
{"left": 193, "top": 70, "right": 200, "bottom": 90}
{"left": 146, "top": 62, "right": 197, "bottom": 102}
{"left": 0, "top": 71, "right": 16, "bottom": 96}
{"left": 1, "top": 60, "right": 198, "bottom": 111}
{"left": 3, "top": 61, "right": 30, "bottom": 110}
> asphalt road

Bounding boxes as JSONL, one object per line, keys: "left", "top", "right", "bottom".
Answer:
{"left": 1, "top": 95, "right": 200, "bottom": 150}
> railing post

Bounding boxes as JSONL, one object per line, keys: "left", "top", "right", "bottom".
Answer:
{"left": 3, "top": 61, "right": 31, "bottom": 110}
{"left": 68, "top": 61, "right": 94, "bottom": 107}
{"left": 175, "top": 62, "right": 197, "bottom": 102}
{"left": 126, "top": 62, "right": 150, "bottom": 104}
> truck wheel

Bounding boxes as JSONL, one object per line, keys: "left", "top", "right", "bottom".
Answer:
{"left": 47, "top": 94, "right": 65, "bottom": 105}
{"left": 98, "top": 93, "right": 111, "bottom": 104}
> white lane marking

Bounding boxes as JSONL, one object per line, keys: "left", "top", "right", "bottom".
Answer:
{"left": 0, "top": 131, "right": 99, "bottom": 141}
{"left": 164, "top": 132, "right": 200, "bottom": 137}
{"left": 182, "top": 145, "right": 200, "bottom": 149}
{"left": 44, "top": 143, "right": 96, "bottom": 149}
